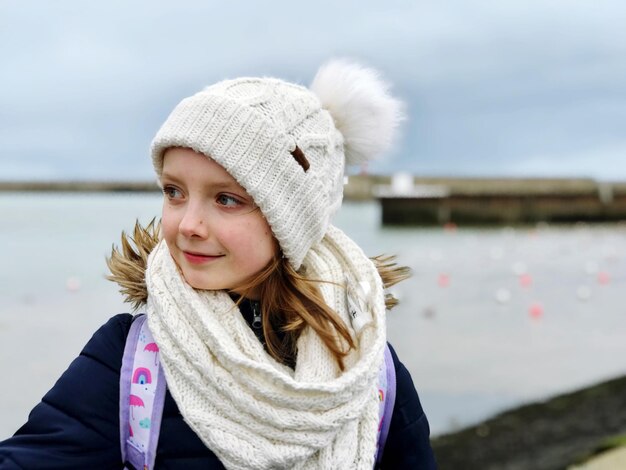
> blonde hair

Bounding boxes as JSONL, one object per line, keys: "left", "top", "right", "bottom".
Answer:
{"left": 235, "top": 252, "right": 410, "bottom": 371}
{"left": 107, "top": 220, "right": 411, "bottom": 370}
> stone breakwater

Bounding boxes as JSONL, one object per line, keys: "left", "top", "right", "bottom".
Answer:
{"left": 431, "top": 375, "right": 626, "bottom": 470}
{"left": 374, "top": 177, "right": 626, "bottom": 225}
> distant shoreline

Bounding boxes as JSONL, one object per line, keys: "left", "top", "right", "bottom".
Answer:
{"left": 3, "top": 176, "right": 626, "bottom": 198}
{"left": 0, "top": 181, "right": 160, "bottom": 192}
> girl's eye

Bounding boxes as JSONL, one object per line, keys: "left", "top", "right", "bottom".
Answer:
{"left": 162, "top": 186, "right": 183, "bottom": 199}
{"left": 216, "top": 194, "right": 241, "bottom": 207}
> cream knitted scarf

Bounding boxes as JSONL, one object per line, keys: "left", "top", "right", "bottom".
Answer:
{"left": 145, "top": 225, "right": 387, "bottom": 469}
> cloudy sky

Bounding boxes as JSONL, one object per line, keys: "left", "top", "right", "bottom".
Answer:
{"left": 2, "top": 0, "right": 626, "bottom": 181}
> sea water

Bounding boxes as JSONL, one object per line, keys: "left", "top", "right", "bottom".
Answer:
{"left": 1, "top": 192, "right": 625, "bottom": 439}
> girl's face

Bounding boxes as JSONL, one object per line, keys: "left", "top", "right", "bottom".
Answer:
{"left": 160, "top": 147, "right": 276, "bottom": 299}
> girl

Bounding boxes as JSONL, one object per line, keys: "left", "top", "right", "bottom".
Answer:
{"left": 0, "top": 60, "right": 436, "bottom": 469}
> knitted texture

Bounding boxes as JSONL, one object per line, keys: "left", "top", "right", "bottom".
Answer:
{"left": 151, "top": 78, "right": 343, "bottom": 270}
{"left": 145, "top": 225, "right": 387, "bottom": 469}
{"left": 151, "top": 60, "right": 403, "bottom": 270}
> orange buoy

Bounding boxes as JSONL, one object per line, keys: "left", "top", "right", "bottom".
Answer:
{"left": 443, "top": 222, "right": 457, "bottom": 233}
{"left": 519, "top": 274, "right": 533, "bottom": 288}
{"left": 597, "top": 271, "right": 611, "bottom": 285}
{"left": 66, "top": 277, "right": 81, "bottom": 292}
{"left": 529, "top": 303, "right": 544, "bottom": 319}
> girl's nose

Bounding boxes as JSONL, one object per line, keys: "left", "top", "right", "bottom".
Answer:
{"left": 178, "top": 205, "right": 210, "bottom": 239}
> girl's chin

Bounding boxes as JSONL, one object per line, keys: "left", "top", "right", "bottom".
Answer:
{"left": 184, "top": 278, "right": 220, "bottom": 290}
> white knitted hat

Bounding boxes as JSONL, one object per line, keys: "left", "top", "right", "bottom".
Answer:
{"left": 151, "top": 59, "right": 403, "bottom": 269}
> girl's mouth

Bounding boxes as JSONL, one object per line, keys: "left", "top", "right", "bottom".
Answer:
{"left": 183, "top": 251, "right": 223, "bottom": 265}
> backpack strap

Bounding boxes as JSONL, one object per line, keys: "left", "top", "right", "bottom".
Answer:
{"left": 375, "top": 343, "right": 397, "bottom": 466}
{"left": 120, "top": 314, "right": 166, "bottom": 470}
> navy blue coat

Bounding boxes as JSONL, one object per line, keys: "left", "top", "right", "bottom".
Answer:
{"left": 0, "top": 313, "right": 436, "bottom": 469}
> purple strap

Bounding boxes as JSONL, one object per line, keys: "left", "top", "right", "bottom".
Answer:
{"left": 146, "top": 365, "right": 166, "bottom": 468}
{"left": 376, "top": 344, "right": 396, "bottom": 466}
{"left": 120, "top": 314, "right": 166, "bottom": 470}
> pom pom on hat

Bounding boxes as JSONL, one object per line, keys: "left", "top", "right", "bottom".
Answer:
{"left": 310, "top": 59, "right": 404, "bottom": 165}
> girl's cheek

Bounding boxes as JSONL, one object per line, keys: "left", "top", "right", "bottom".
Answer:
{"left": 161, "top": 211, "right": 180, "bottom": 239}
